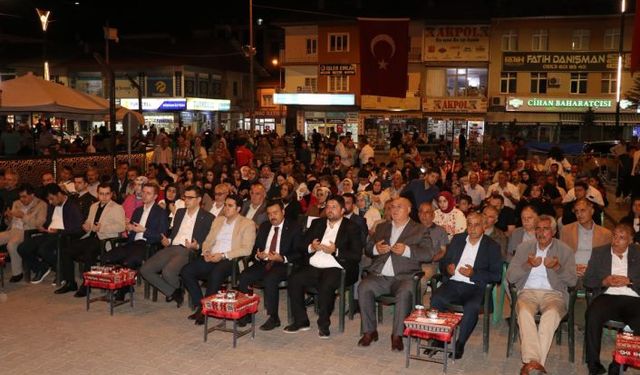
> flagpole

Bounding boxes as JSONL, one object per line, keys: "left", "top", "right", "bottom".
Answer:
{"left": 615, "top": 0, "right": 626, "bottom": 138}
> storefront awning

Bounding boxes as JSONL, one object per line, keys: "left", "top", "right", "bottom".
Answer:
{"left": 560, "top": 112, "right": 640, "bottom": 125}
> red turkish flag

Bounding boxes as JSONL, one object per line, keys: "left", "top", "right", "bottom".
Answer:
{"left": 632, "top": 0, "right": 640, "bottom": 73}
{"left": 359, "top": 18, "right": 409, "bottom": 98}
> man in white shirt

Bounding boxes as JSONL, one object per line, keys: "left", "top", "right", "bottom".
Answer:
{"left": 487, "top": 171, "right": 520, "bottom": 209}
{"left": 152, "top": 137, "right": 173, "bottom": 166}
{"left": 507, "top": 215, "right": 577, "bottom": 375}
{"left": 209, "top": 183, "right": 229, "bottom": 218}
{"left": 584, "top": 223, "right": 640, "bottom": 375}
{"left": 464, "top": 172, "right": 486, "bottom": 208}
{"left": 359, "top": 137, "right": 375, "bottom": 166}
{"left": 140, "top": 186, "right": 214, "bottom": 307}
{"left": 285, "top": 196, "right": 363, "bottom": 338}
{"left": 335, "top": 136, "right": 353, "bottom": 168}
{"left": 429, "top": 213, "right": 502, "bottom": 358}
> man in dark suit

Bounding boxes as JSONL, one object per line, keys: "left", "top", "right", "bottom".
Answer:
{"left": 429, "top": 212, "right": 502, "bottom": 358}
{"left": 103, "top": 182, "right": 168, "bottom": 298}
{"left": 284, "top": 195, "right": 362, "bottom": 338}
{"left": 237, "top": 199, "right": 303, "bottom": 330}
{"left": 110, "top": 161, "right": 130, "bottom": 204}
{"left": 140, "top": 186, "right": 213, "bottom": 307}
{"left": 69, "top": 174, "right": 97, "bottom": 221}
{"left": 358, "top": 197, "right": 433, "bottom": 351}
{"left": 240, "top": 182, "right": 268, "bottom": 226}
{"left": 584, "top": 223, "right": 640, "bottom": 375}
{"left": 18, "top": 183, "right": 83, "bottom": 284}
{"left": 342, "top": 193, "right": 368, "bottom": 244}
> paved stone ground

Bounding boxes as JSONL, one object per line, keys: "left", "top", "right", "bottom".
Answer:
{"left": 1, "top": 277, "right": 637, "bottom": 375}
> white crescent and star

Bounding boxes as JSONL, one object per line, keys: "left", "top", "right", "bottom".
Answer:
{"left": 370, "top": 34, "right": 396, "bottom": 70}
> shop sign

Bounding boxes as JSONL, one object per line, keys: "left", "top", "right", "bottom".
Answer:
{"left": 273, "top": 93, "right": 355, "bottom": 105}
{"left": 423, "top": 25, "right": 490, "bottom": 62}
{"left": 502, "top": 51, "right": 627, "bottom": 72}
{"left": 361, "top": 95, "right": 420, "bottom": 110}
{"left": 75, "top": 78, "right": 103, "bottom": 96}
{"left": 319, "top": 64, "right": 356, "bottom": 76}
{"left": 505, "top": 96, "right": 634, "bottom": 112}
{"left": 120, "top": 98, "right": 186, "bottom": 111}
{"left": 147, "top": 77, "right": 174, "bottom": 97}
{"left": 243, "top": 108, "right": 287, "bottom": 117}
{"left": 422, "top": 97, "right": 488, "bottom": 113}
{"left": 186, "top": 98, "right": 230, "bottom": 111}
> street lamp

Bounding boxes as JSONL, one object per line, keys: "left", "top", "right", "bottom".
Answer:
{"left": 36, "top": 8, "right": 51, "bottom": 80}
{"left": 615, "top": 0, "right": 626, "bottom": 137}
{"left": 272, "top": 58, "right": 282, "bottom": 91}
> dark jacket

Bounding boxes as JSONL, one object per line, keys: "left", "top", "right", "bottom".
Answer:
{"left": 252, "top": 218, "right": 303, "bottom": 264}
{"left": 70, "top": 192, "right": 97, "bottom": 222}
{"left": 302, "top": 217, "right": 363, "bottom": 285}
{"left": 440, "top": 233, "right": 503, "bottom": 288}
{"left": 241, "top": 201, "right": 268, "bottom": 227}
{"left": 168, "top": 208, "right": 214, "bottom": 249}
{"left": 43, "top": 198, "right": 83, "bottom": 235}
{"left": 584, "top": 244, "right": 640, "bottom": 297}
{"left": 128, "top": 203, "right": 169, "bottom": 245}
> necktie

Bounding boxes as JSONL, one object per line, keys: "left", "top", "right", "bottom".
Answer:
{"left": 265, "top": 226, "right": 279, "bottom": 271}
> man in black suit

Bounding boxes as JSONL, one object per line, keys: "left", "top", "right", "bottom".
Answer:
{"left": 69, "top": 174, "right": 97, "bottom": 221}
{"left": 584, "top": 223, "right": 640, "bottom": 375}
{"left": 358, "top": 197, "right": 433, "bottom": 351}
{"left": 429, "top": 212, "right": 502, "bottom": 358}
{"left": 18, "top": 183, "right": 84, "bottom": 284}
{"left": 103, "top": 182, "right": 168, "bottom": 298}
{"left": 240, "top": 182, "right": 268, "bottom": 226}
{"left": 110, "top": 161, "right": 130, "bottom": 204}
{"left": 342, "top": 193, "right": 368, "bottom": 244}
{"left": 237, "top": 199, "right": 303, "bottom": 330}
{"left": 284, "top": 195, "right": 362, "bottom": 338}
{"left": 140, "top": 186, "right": 213, "bottom": 307}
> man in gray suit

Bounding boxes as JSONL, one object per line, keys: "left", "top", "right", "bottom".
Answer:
{"left": 241, "top": 182, "right": 267, "bottom": 227}
{"left": 357, "top": 197, "right": 433, "bottom": 351}
{"left": 507, "top": 215, "right": 577, "bottom": 375}
{"left": 140, "top": 186, "right": 214, "bottom": 307}
{"left": 507, "top": 205, "right": 539, "bottom": 262}
{"left": 584, "top": 223, "right": 640, "bottom": 375}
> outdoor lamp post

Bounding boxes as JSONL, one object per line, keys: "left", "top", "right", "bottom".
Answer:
{"left": 36, "top": 9, "right": 51, "bottom": 81}
{"left": 614, "top": 0, "right": 626, "bottom": 137}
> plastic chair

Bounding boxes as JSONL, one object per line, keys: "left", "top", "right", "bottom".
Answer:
{"left": 581, "top": 288, "right": 627, "bottom": 363}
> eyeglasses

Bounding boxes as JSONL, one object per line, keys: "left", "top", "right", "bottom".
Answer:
{"left": 183, "top": 195, "right": 198, "bottom": 200}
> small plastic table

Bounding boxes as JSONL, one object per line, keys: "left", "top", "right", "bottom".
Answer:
{"left": 201, "top": 291, "right": 260, "bottom": 348}
{"left": 403, "top": 311, "right": 463, "bottom": 373}
{"left": 613, "top": 333, "right": 640, "bottom": 374}
{"left": 83, "top": 268, "right": 137, "bottom": 315}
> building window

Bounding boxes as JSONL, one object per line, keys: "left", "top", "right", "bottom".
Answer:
{"left": 328, "top": 75, "right": 348, "bottom": 92}
{"left": 500, "top": 72, "right": 517, "bottom": 94}
{"left": 601, "top": 72, "right": 616, "bottom": 94}
{"left": 304, "top": 77, "right": 317, "bottom": 92}
{"left": 530, "top": 72, "right": 548, "bottom": 94}
{"left": 571, "top": 29, "right": 590, "bottom": 50}
{"left": 570, "top": 73, "right": 588, "bottom": 94}
{"left": 262, "top": 94, "right": 273, "bottom": 106}
{"left": 328, "top": 33, "right": 349, "bottom": 52}
{"left": 232, "top": 81, "right": 239, "bottom": 97}
{"left": 445, "top": 68, "right": 488, "bottom": 97}
{"left": 531, "top": 29, "right": 548, "bottom": 51}
{"left": 306, "top": 38, "right": 317, "bottom": 55}
{"left": 604, "top": 28, "right": 620, "bottom": 50}
{"left": 501, "top": 30, "right": 518, "bottom": 51}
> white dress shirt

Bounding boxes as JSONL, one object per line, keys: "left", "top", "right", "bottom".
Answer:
{"left": 209, "top": 203, "right": 224, "bottom": 217}
{"left": 575, "top": 223, "right": 594, "bottom": 265}
{"left": 373, "top": 219, "right": 411, "bottom": 276}
{"left": 487, "top": 182, "right": 520, "bottom": 209}
{"left": 606, "top": 247, "right": 639, "bottom": 298}
{"left": 524, "top": 243, "right": 553, "bottom": 291}
{"left": 172, "top": 208, "right": 199, "bottom": 246}
{"left": 210, "top": 218, "right": 237, "bottom": 254}
{"left": 450, "top": 236, "right": 482, "bottom": 284}
{"left": 245, "top": 204, "right": 260, "bottom": 220}
{"left": 464, "top": 184, "right": 486, "bottom": 206}
{"left": 49, "top": 198, "right": 67, "bottom": 230}
{"left": 134, "top": 203, "right": 153, "bottom": 241}
{"left": 309, "top": 218, "right": 343, "bottom": 269}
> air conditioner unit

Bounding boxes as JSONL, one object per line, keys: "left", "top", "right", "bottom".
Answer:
{"left": 490, "top": 96, "right": 504, "bottom": 106}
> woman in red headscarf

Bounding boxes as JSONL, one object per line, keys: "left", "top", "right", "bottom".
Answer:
{"left": 433, "top": 191, "right": 467, "bottom": 239}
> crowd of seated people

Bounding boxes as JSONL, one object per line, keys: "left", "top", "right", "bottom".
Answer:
{"left": 0, "top": 129, "right": 638, "bottom": 375}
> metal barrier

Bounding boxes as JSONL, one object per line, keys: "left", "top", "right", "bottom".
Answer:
{"left": 0, "top": 150, "right": 153, "bottom": 187}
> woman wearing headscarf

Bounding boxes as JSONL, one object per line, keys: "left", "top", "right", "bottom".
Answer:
{"left": 306, "top": 185, "right": 331, "bottom": 218}
{"left": 158, "top": 183, "right": 185, "bottom": 229}
{"left": 433, "top": 191, "right": 467, "bottom": 239}
{"left": 339, "top": 178, "right": 355, "bottom": 195}
{"left": 122, "top": 175, "right": 148, "bottom": 221}
{"left": 355, "top": 191, "right": 382, "bottom": 231}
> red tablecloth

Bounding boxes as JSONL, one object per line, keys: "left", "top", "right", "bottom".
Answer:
{"left": 83, "top": 268, "right": 137, "bottom": 290}
{"left": 403, "top": 311, "right": 463, "bottom": 343}
{"left": 202, "top": 292, "right": 260, "bottom": 320}
{"left": 614, "top": 333, "right": 640, "bottom": 369}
